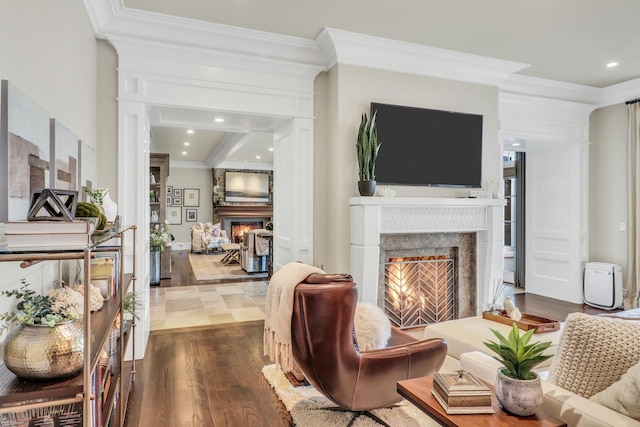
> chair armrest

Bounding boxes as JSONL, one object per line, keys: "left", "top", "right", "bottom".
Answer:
{"left": 387, "top": 326, "right": 418, "bottom": 346}
{"left": 361, "top": 338, "right": 448, "bottom": 378}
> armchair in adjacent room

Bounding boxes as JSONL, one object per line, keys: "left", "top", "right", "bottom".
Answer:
{"left": 240, "top": 229, "right": 271, "bottom": 273}
{"left": 290, "top": 273, "right": 448, "bottom": 426}
{"left": 190, "top": 222, "right": 230, "bottom": 254}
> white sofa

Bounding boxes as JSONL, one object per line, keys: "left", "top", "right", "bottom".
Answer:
{"left": 424, "top": 314, "right": 640, "bottom": 427}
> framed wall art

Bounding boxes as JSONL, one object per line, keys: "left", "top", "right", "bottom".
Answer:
{"left": 183, "top": 188, "right": 199, "bottom": 207}
{"left": 166, "top": 206, "right": 182, "bottom": 225}
{"left": 173, "top": 188, "right": 183, "bottom": 198}
{"left": 173, "top": 197, "right": 182, "bottom": 206}
{"left": 224, "top": 171, "right": 269, "bottom": 203}
{"left": 186, "top": 208, "right": 197, "bottom": 222}
{"left": 166, "top": 196, "right": 172, "bottom": 206}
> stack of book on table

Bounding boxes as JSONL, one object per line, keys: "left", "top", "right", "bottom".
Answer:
{"left": 432, "top": 370, "right": 495, "bottom": 414}
{"left": 4, "top": 220, "right": 95, "bottom": 250}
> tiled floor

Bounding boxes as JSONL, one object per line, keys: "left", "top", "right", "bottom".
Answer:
{"left": 150, "top": 281, "right": 269, "bottom": 331}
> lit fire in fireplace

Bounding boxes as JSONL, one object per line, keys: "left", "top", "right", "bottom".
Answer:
{"left": 384, "top": 255, "right": 455, "bottom": 328}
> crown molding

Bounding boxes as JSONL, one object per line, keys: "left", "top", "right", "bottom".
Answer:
{"left": 500, "top": 74, "right": 600, "bottom": 105}
{"left": 598, "top": 77, "right": 640, "bottom": 108}
{"left": 316, "top": 28, "right": 529, "bottom": 86}
{"left": 85, "top": 0, "right": 326, "bottom": 80}
{"left": 170, "top": 160, "right": 211, "bottom": 169}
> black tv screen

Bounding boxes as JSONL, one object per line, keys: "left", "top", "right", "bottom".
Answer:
{"left": 371, "top": 103, "right": 483, "bottom": 188}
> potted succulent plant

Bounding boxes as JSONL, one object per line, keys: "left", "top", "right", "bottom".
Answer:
{"left": 356, "top": 111, "right": 381, "bottom": 196}
{"left": 483, "top": 323, "right": 553, "bottom": 416}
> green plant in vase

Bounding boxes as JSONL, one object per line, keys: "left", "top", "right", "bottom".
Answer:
{"left": 356, "top": 111, "right": 381, "bottom": 196}
{"left": 0, "top": 280, "right": 84, "bottom": 379}
{"left": 483, "top": 323, "right": 553, "bottom": 416}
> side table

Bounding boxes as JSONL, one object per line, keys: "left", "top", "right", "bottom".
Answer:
{"left": 397, "top": 375, "right": 566, "bottom": 427}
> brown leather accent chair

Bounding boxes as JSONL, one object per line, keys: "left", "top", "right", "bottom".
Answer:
{"left": 291, "top": 273, "right": 448, "bottom": 426}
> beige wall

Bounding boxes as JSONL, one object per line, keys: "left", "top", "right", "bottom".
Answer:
{"left": 314, "top": 64, "right": 500, "bottom": 274}
{"left": 97, "top": 40, "right": 119, "bottom": 201}
{"left": 589, "top": 103, "right": 627, "bottom": 272}
{"left": 166, "top": 167, "right": 213, "bottom": 243}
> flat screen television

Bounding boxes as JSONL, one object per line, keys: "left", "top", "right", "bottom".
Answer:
{"left": 371, "top": 102, "right": 483, "bottom": 188}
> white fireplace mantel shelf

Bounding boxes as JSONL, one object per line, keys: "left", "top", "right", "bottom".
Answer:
{"left": 350, "top": 196, "right": 505, "bottom": 315}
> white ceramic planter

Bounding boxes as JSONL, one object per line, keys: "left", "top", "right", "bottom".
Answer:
{"left": 494, "top": 368, "right": 543, "bottom": 416}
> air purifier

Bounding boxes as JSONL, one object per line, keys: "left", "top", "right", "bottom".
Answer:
{"left": 583, "top": 262, "right": 623, "bottom": 310}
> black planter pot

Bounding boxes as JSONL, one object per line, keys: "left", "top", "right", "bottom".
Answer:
{"left": 358, "top": 180, "right": 376, "bottom": 196}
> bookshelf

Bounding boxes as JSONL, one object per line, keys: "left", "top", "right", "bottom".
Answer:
{"left": 150, "top": 153, "right": 171, "bottom": 279}
{"left": 0, "top": 225, "right": 137, "bottom": 427}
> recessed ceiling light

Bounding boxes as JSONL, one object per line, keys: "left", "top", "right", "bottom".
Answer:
{"left": 606, "top": 62, "right": 619, "bottom": 68}
{"left": 512, "top": 142, "right": 521, "bottom": 147}
{"left": 187, "top": 129, "right": 194, "bottom": 134}
{"left": 214, "top": 118, "right": 225, "bottom": 123}
{"left": 184, "top": 142, "right": 190, "bottom": 146}
{"left": 256, "top": 155, "right": 261, "bottom": 159}
{"left": 181, "top": 151, "right": 187, "bottom": 155}
{"left": 268, "top": 147, "right": 274, "bottom": 152}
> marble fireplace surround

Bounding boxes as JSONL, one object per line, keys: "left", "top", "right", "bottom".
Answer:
{"left": 350, "top": 197, "right": 505, "bottom": 316}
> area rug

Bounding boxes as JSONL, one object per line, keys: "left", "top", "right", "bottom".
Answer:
{"left": 262, "top": 364, "right": 438, "bottom": 427}
{"left": 188, "top": 253, "right": 267, "bottom": 280}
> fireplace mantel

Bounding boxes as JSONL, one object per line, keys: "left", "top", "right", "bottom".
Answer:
{"left": 216, "top": 205, "right": 273, "bottom": 218}
{"left": 350, "top": 197, "right": 505, "bottom": 314}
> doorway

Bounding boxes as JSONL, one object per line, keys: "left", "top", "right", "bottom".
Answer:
{"left": 503, "top": 151, "right": 525, "bottom": 288}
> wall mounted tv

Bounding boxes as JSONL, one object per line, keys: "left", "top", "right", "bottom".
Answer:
{"left": 371, "top": 102, "right": 483, "bottom": 188}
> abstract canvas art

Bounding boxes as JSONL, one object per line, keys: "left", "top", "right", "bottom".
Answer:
{"left": 78, "top": 140, "right": 97, "bottom": 202}
{"left": 50, "top": 119, "right": 79, "bottom": 192}
{"left": 0, "top": 80, "right": 51, "bottom": 221}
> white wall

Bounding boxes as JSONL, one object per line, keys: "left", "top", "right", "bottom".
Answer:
{"left": 589, "top": 103, "right": 628, "bottom": 272}
{"left": 0, "top": 0, "right": 98, "bottom": 329}
{"left": 315, "top": 64, "right": 500, "bottom": 274}
{"left": 166, "top": 166, "right": 213, "bottom": 243}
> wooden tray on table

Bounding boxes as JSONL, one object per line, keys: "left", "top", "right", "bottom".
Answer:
{"left": 482, "top": 310, "right": 560, "bottom": 333}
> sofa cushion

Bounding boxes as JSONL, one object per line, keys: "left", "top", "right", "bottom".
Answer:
{"left": 423, "top": 316, "right": 560, "bottom": 368}
{"left": 589, "top": 361, "right": 640, "bottom": 420}
{"left": 548, "top": 312, "right": 640, "bottom": 399}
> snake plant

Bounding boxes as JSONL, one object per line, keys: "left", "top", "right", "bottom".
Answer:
{"left": 356, "top": 111, "right": 381, "bottom": 181}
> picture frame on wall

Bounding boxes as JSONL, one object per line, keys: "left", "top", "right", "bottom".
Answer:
{"left": 173, "top": 197, "right": 182, "bottom": 206}
{"left": 166, "top": 206, "right": 182, "bottom": 225}
{"left": 183, "top": 188, "right": 199, "bottom": 207}
{"left": 186, "top": 208, "right": 197, "bottom": 222}
{"left": 173, "top": 188, "right": 183, "bottom": 198}
{"left": 167, "top": 186, "right": 173, "bottom": 196}
{"left": 166, "top": 196, "right": 172, "bottom": 206}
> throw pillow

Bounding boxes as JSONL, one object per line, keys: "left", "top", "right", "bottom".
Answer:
{"left": 212, "top": 223, "right": 221, "bottom": 237}
{"left": 353, "top": 302, "right": 391, "bottom": 351}
{"left": 590, "top": 361, "right": 640, "bottom": 420}
{"left": 548, "top": 312, "right": 640, "bottom": 398}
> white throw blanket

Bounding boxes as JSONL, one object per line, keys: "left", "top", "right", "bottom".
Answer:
{"left": 264, "top": 262, "right": 324, "bottom": 372}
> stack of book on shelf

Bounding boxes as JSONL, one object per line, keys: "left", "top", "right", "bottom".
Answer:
{"left": 432, "top": 370, "right": 495, "bottom": 414}
{"left": 4, "top": 220, "right": 95, "bottom": 250}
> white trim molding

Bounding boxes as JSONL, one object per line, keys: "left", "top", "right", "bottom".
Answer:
{"left": 317, "top": 28, "right": 529, "bottom": 86}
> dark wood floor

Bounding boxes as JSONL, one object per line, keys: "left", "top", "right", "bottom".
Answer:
{"left": 124, "top": 253, "right": 615, "bottom": 427}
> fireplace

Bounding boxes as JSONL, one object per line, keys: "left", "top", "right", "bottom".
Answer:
{"left": 230, "top": 220, "right": 263, "bottom": 242}
{"left": 385, "top": 256, "right": 456, "bottom": 328}
{"left": 350, "top": 197, "right": 505, "bottom": 322}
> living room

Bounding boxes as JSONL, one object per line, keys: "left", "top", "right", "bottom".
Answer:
{"left": 1, "top": 1, "right": 640, "bottom": 426}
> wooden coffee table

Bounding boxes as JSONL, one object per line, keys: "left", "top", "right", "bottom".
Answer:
{"left": 397, "top": 375, "right": 566, "bottom": 427}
